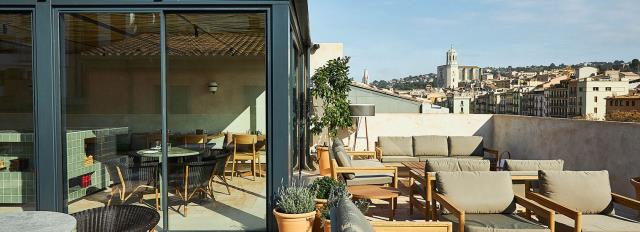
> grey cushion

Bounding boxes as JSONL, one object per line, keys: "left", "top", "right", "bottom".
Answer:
{"left": 505, "top": 160, "right": 564, "bottom": 171}
{"left": 413, "top": 135, "right": 448, "bottom": 157}
{"left": 436, "top": 171, "right": 516, "bottom": 214}
{"left": 441, "top": 214, "right": 550, "bottom": 232}
{"left": 331, "top": 196, "right": 375, "bottom": 232}
{"left": 425, "top": 158, "right": 490, "bottom": 172}
{"left": 538, "top": 170, "right": 613, "bottom": 214}
{"left": 346, "top": 159, "right": 393, "bottom": 186}
{"left": 333, "top": 145, "right": 355, "bottom": 180}
{"left": 448, "top": 136, "right": 484, "bottom": 157}
{"left": 380, "top": 155, "right": 420, "bottom": 163}
{"left": 554, "top": 214, "right": 640, "bottom": 232}
{"left": 333, "top": 137, "right": 345, "bottom": 148}
{"left": 378, "top": 136, "right": 413, "bottom": 156}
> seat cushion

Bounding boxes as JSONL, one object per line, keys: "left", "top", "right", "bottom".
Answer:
{"left": 553, "top": 214, "right": 640, "bottom": 232}
{"left": 440, "top": 214, "right": 550, "bottom": 232}
{"left": 538, "top": 170, "right": 613, "bottom": 214}
{"left": 378, "top": 136, "right": 413, "bottom": 156}
{"left": 346, "top": 160, "right": 393, "bottom": 186}
{"left": 505, "top": 160, "right": 564, "bottom": 171}
{"left": 381, "top": 155, "right": 420, "bottom": 163}
{"left": 331, "top": 196, "right": 375, "bottom": 232}
{"left": 436, "top": 171, "right": 515, "bottom": 214}
{"left": 425, "top": 158, "right": 490, "bottom": 172}
{"left": 333, "top": 137, "right": 346, "bottom": 148}
{"left": 448, "top": 136, "right": 484, "bottom": 157}
{"left": 333, "top": 145, "right": 355, "bottom": 179}
{"left": 413, "top": 135, "right": 448, "bottom": 157}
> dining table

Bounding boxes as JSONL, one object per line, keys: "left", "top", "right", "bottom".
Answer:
{"left": 0, "top": 211, "right": 76, "bottom": 232}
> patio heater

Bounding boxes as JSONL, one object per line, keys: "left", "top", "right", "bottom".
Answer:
{"left": 349, "top": 104, "right": 375, "bottom": 151}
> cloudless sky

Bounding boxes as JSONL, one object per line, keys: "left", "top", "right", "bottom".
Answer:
{"left": 308, "top": 0, "right": 640, "bottom": 81}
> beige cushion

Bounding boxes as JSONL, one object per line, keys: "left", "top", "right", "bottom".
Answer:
{"left": 505, "top": 160, "right": 564, "bottom": 171}
{"left": 554, "top": 214, "right": 640, "bottom": 232}
{"left": 441, "top": 214, "right": 550, "bottom": 232}
{"left": 436, "top": 171, "right": 516, "bottom": 214}
{"left": 333, "top": 145, "right": 355, "bottom": 180}
{"left": 380, "top": 155, "right": 420, "bottom": 163}
{"left": 538, "top": 170, "right": 613, "bottom": 214}
{"left": 413, "top": 135, "right": 448, "bottom": 157}
{"left": 448, "top": 136, "right": 484, "bottom": 156}
{"left": 378, "top": 136, "right": 413, "bottom": 156}
{"left": 346, "top": 159, "right": 393, "bottom": 186}
{"left": 425, "top": 158, "right": 490, "bottom": 172}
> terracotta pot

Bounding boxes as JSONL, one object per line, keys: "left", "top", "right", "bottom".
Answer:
{"left": 323, "top": 219, "right": 331, "bottom": 232}
{"left": 273, "top": 209, "right": 316, "bottom": 232}
{"left": 317, "top": 146, "right": 331, "bottom": 176}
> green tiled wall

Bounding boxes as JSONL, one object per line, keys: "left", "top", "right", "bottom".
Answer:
{"left": 0, "top": 132, "right": 34, "bottom": 204}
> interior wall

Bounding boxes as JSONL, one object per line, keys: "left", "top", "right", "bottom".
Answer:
{"left": 64, "top": 55, "right": 266, "bottom": 134}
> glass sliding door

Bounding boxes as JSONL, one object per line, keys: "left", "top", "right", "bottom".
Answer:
{"left": 60, "top": 12, "right": 163, "bottom": 215}
{"left": 164, "top": 12, "right": 267, "bottom": 231}
{"left": 0, "top": 12, "right": 35, "bottom": 212}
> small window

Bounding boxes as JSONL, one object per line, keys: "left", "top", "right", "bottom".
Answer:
{"left": 605, "top": 87, "right": 611, "bottom": 91}
{"left": 594, "top": 96, "right": 597, "bottom": 102}
{"left": 594, "top": 107, "right": 598, "bottom": 113}
{"left": 579, "top": 87, "right": 584, "bottom": 91}
{"left": 593, "top": 87, "right": 599, "bottom": 91}
{"left": 633, "top": 101, "right": 636, "bottom": 106}
{"left": 626, "top": 101, "right": 630, "bottom": 106}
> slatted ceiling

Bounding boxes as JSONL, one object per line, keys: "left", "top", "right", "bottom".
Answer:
{"left": 0, "top": 14, "right": 33, "bottom": 49}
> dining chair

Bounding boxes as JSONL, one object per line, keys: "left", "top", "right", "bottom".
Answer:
{"left": 104, "top": 157, "right": 159, "bottom": 210}
{"left": 230, "top": 134, "right": 259, "bottom": 181}
{"left": 167, "top": 161, "right": 216, "bottom": 217}
{"left": 210, "top": 151, "right": 232, "bottom": 194}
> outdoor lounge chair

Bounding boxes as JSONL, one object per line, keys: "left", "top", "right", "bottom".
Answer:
{"left": 104, "top": 157, "right": 159, "bottom": 209}
{"left": 433, "top": 171, "right": 554, "bottom": 232}
{"left": 527, "top": 170, "right": 640, "bottom": 232}
{"left": 410, "top": 159, "right": 490, "bottom": 220}
{"left": 504, "top": 159, "right": 564, "bottom": 196}
{"left": 330, "top": 141, "right": 398, "bottom": 188}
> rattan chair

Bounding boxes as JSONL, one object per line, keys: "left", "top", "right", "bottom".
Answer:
{"left": 104, "top": 157, "right": 159, "bottom": 209}
{"left": 210, "top": 151, "right": 232, "bottom": 195}
{"left": 72, "top": 205, "right": 159, "bottom": 232}
{"left": 168, "top": 160, "right": 215, "bottom": 217}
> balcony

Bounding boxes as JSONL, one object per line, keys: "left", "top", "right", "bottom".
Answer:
{"left": 323, "top": 113, "right": 640, "bottom": 221}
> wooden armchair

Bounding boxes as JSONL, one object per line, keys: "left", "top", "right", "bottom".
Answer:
{"left": 432, "top": 171, "right": 554, "bottom": 232}
{"left": 330, "top": 159, "right": 398, "bottom": 188}
{"left": 527, "top": 170, "right": 640, "bottom": 232}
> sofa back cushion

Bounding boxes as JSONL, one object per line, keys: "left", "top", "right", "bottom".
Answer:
{"left": 413, "top": 135, "right": 448, "bottom": 157}
{"left": 448, "top": 136, "right": 484, "bottom": 156}
{"left": 333, "top": 145, "right": 355, "bottom": 180}
{"left": 331, "top": 197, "right": 375, "bottom": 232}
{"left": 332, "top": 137, "right": 345, "bottom": 148}
{"left": 378, "top": 136, "right": 413, "bottom": 156}
{"left": 425, "top": 158, "right": 490, "bottom": 172}
{"left": 436, "top": 171, "right": 516, "bottom": 214}
{"left": 505, "top": 159, "right": 564, "bottom": 171}
{"left": 538, "top": 170, "right": 613, "bottom": 214}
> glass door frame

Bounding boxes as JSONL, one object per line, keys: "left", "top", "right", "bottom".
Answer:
{"left": 52, "top": 6, "right": 275, "bottom": 230}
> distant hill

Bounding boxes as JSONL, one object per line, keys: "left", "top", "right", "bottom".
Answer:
{"left": 370, "top": 73, "right": 435, "bottom": 90}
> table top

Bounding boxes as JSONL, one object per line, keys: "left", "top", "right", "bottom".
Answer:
{"left": 136, "top": 147, "right": 202, "bottom": 158}
{"left": 0, "top": 211, "right": 76, "bottom": 232}
{"left": 348, "top": 185, "right": 399, "bottom": 199}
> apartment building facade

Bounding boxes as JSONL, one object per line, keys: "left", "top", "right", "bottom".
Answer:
{"left": 577, "top": 76, "right": 629, "bottom": 120}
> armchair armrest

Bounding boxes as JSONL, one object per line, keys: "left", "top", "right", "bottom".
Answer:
{"left": 347, "top": 150, "right": 377, "bottom": 160}
{"left": 375, "top": 142, "right": 382, "bottom": 160}
{"left": 515, "top": 194, "right": 555, "bottom": 230}
{"left": 370, "top": 221, "right": 452, "bottom": 232}
{"left": 612, "top": 193, "right": 640, "bottom": 210}
{"left": 527, "top": 192, "right": 581, "bottom": 232}
{"left": 332, "top": 159, "right": 398, "bottom": 188}
{"left": 433, "top": 193, "right": 464, "bottom": 232}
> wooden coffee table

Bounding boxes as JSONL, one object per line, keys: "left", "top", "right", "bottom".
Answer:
{"left": 348, "top": 185, "right": 399, "bottom": 221}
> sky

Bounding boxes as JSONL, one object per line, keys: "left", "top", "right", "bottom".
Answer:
{"left": 308, "top": 0, "right": 640, "bottom": 81}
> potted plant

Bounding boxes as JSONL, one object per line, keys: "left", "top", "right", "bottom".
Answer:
{"left": 309, "top": 177, "right": 342, "bottom": 232}
{"left": 273, "top": 183, "right": 316, "bottom": 232}
{"left": 310, "top": 57, "right": 353, "bottom": 176}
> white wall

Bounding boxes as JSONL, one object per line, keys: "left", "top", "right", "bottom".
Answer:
{"left": 310, "top": 43, "right": 343, "bottom": 76}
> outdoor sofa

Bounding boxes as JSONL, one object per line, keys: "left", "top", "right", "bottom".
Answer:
{"left": 504, "top": 159, "right": 564, "bottom": 196}
{"left": 433, "top": 171, "right": 554, "bottom": 232}
{"left": 374, "top": 135, "right": 504, "bottom": 169}
{"left": 527, "top": 170, "right": 640, "bottom": 232}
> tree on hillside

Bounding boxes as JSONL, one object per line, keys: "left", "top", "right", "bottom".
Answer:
{"left": 631, "top": 59, "right": 640, "bottom": 72}
{"left": 549, "top": 63, "right": 557, "bottom": 69}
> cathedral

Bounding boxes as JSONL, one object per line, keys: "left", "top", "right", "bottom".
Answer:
{"left": 436, "top": 47, "right": 481, "bottom": 88}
